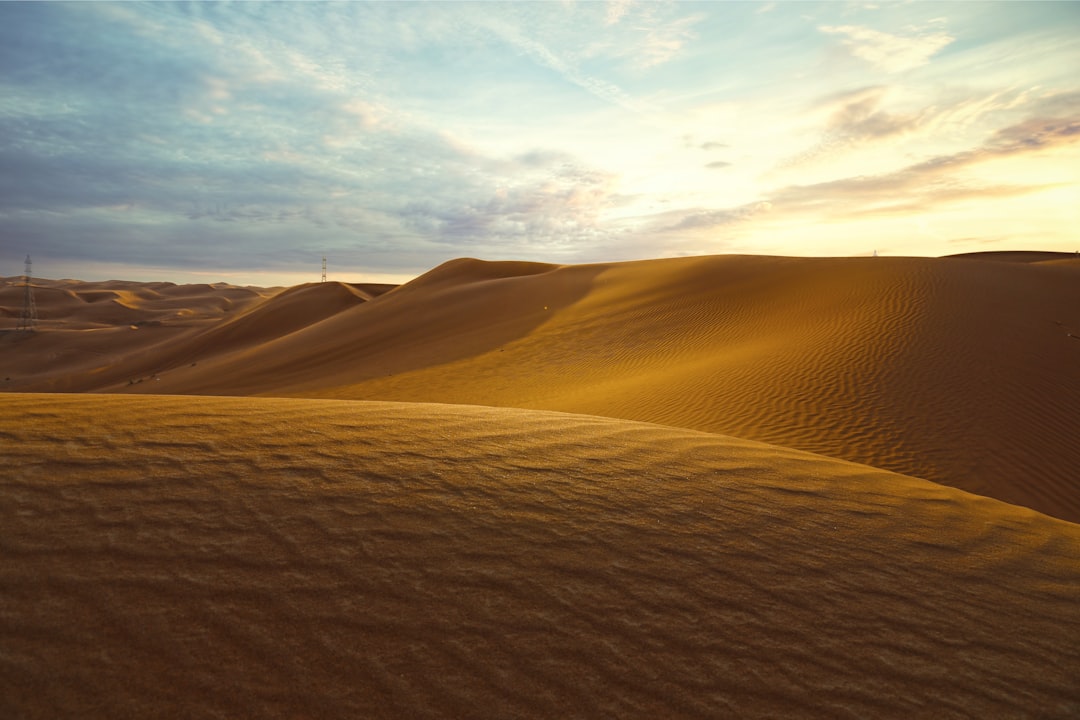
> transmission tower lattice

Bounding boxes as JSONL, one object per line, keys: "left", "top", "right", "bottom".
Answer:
{"left": 17, "top": 254, "right": 38, "bottom": 332}
{"left": 321, "top": 256, "right": 327, "bottom": 283}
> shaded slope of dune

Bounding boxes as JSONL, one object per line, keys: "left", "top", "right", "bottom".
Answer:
{"left": 2, "top": 393, "right": 1079, "bottom": 719}
{"left": 114, "top": 259, "right": 602, "bottom": 395}
{"left": 131, "top": 281, "right": 377, "bottom": 372}
{"left": 123, "top": 254, "right": 1080, "bottom": 522}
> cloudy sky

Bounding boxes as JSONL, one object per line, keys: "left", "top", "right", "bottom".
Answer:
{"left": 2, "top": 1, "right": 1079, "bottom": 285}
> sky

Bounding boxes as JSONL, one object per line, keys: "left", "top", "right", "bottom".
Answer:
{"left": 1, "top": 1, "right": 1079, "bottom": 286}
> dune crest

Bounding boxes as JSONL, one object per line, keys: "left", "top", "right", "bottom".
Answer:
{"left": 92, "top": 254, "right": 1078, "bottom": 522}
{"left": 2, "top": 393, "right": 1079, "bottom": 718}
{"left": 0, "top": 279, "right": 390, "bottom": 392}
{"left": 4, "top": 254, "right": 1080, "bottom": 523}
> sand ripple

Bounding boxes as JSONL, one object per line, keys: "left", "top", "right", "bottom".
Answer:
{"left": 2, "top": 393, "right": 1078, "bottom": 718}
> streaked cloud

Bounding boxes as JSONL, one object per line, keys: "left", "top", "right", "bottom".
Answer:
{"left": 637, "top": 11, "right": 706, "bottom": 68}
{"left": 605, "top": 0, "right": 634, "bottom": 27}
{"left": 479, "top": 18, "right": 650, "bottom": 114}
{"left": 821, "top": 86, "right": 923, "bottom": 143}
{"left": 819, "top": 22, "right": 954, "bottom": 73}
{"left": 666, "top": 201, "right": 773, "bottom": 232}
{"left": 664, "top": 101, "right": 1080, "bottom": 232}
{"left": 781, "top": 86, "right": 926, "bottom": 168}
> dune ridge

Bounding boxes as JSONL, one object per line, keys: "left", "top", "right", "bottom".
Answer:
{"left": 69, "top": 253, "right": 1077, "bottom": 522}
{"left": 3, "top": 254, "right": 1079, "bottom": 523}
{"left": 3, "top": 392, "right": 1079, "bottom": 719}
{"left": 0, "top": 279, "right": 391, "bottom": 392}
{"left": 0, "top": 277, "right": 272, "bottom": 329}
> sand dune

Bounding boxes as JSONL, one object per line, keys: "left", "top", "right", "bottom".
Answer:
{"left": 0, "top": 277, "right": 273, "bottom": 330}
{"left": 948, "top": 250, "right": 1079, "bottom": 264}
{"left": 3, "top": 254, "right": 1079, "bottom": 522}
{"left": 0, "top": 279, "right": 391, "bottom": 392}
{"left": 2, "top": 392, "right": 1079, "bottom": 719}
{"left": 28, "top": 254, "right": 1068, "bottom": 522}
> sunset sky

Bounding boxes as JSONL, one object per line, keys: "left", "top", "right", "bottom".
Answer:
{"left": 2, "top": 1, "right": 1078, "bottom": 285}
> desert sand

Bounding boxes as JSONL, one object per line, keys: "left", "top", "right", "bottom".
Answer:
{"left": 2, "top": 253, "right": 1080, "bottom": 717}
{"left": 6, "top": 253, "right": 1079, "bottom": 520}
{"left": 2, "top": 393, "right": 1079, "bottom": 718}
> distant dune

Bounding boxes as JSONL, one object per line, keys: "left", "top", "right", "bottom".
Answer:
{"left": 946, "top": 249, "right": 1080, "bottom": 263}
{"left": 3, "top": 393, "right": 1079, "bottom": 718}
{"left": 7, "top": 254, "right": 1075, "bottom": 521}
{"left": 0, "top": 278, "right": 393, "bottom": 393}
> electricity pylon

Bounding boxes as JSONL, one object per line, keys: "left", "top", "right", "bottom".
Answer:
{"left": 16, "top": 254, "right": 37, "bottom": 332}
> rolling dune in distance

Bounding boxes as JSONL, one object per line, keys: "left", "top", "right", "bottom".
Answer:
{"left": 16, "top": 253, "right": 1071, "bottom": 522}
{"left": 0, "top": 277, "right": 274, "bottom": 393}
{"left": 0, "top": 277, "right": 275, "bottom": 330}
{"left": 2, "top": 393, "right": 1079, "bottom": 719}
{"left": 0, "top": 278, "right": 393, "bottom": 393}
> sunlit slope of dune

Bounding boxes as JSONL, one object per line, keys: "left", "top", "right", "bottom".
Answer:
{"left": 2, "top": 393, "right": 1079, "bottom": 719}
{"left": 126, "top": 254, "right": 1080, "bottom": 522}
{"left": 948, "top": 250, "right": 1078, "bottom": 264}
{"left": 7, "top": 255, "right": 1079, "bottom": 521}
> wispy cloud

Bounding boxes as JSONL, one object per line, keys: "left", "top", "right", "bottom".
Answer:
{"left": 784, "top": 86, "right": 926, "bottom": 167}
{"left": 637, "top": 11, "right": 706, "bottom": 68}
{"left": 665, "top": 201, "right": 773, "bottom": 232}
{"left": 663, "top": 105, "right": 1080, "bottom": 232}
{"left": 479, "top": 18, "right": 650, "bottom": 113}
{"left": 820, "top": 86, "right": 923, "bottom": 142}
{"left": 605, "top": 0, "right": 634, "bottom": 26}
{"left": 819, "top": 23, "right": 954, "bottom": 73}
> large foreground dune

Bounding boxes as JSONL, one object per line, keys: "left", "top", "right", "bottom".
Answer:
{"left": 2, "top": 393, "right": 1079, "bottom": 718}
{"left": 6, "top": 253, "right": 1078, "bottom": 522}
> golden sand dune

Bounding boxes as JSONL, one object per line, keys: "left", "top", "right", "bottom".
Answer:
{"left": 0, "top": 278, "right": 269, "bottom": 393}
{"left": 2, "top": 392, "right": 1078, "bottom": 718}
{"left": 0, "top": 279, "right": 392, "bottom": 393}
{"left": 949, "top": 250, "right": 1080, "bottom": 264}
{"left": 50, "top": 254, "right": 1073, "bottom": 522}
{"left": 130, "top": 281, "right": 383, "bottom": 371}
{"left": 0, "top": 277, "right": 272, "bottom": 330}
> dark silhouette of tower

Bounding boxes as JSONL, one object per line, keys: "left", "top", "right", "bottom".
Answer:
{"left": 16, "top": 254, "right": 38, "bottom": 332}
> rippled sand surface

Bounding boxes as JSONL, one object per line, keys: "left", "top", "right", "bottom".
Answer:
{"left": 8, "top": 253, "right": 1078, "bottom": 521}
{"left": 3, "top": 393, "right": 1079, "bottom": 718}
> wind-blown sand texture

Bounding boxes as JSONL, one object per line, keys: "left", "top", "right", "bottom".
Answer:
{"left": 7, "top": 253, "right": 1077, "bottom": 521}
{"left": 3, "top": 393, "right": 1079, "bottom": 719}
{"left": 3, "top": 254, "right": 1080, "bottom": 716}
